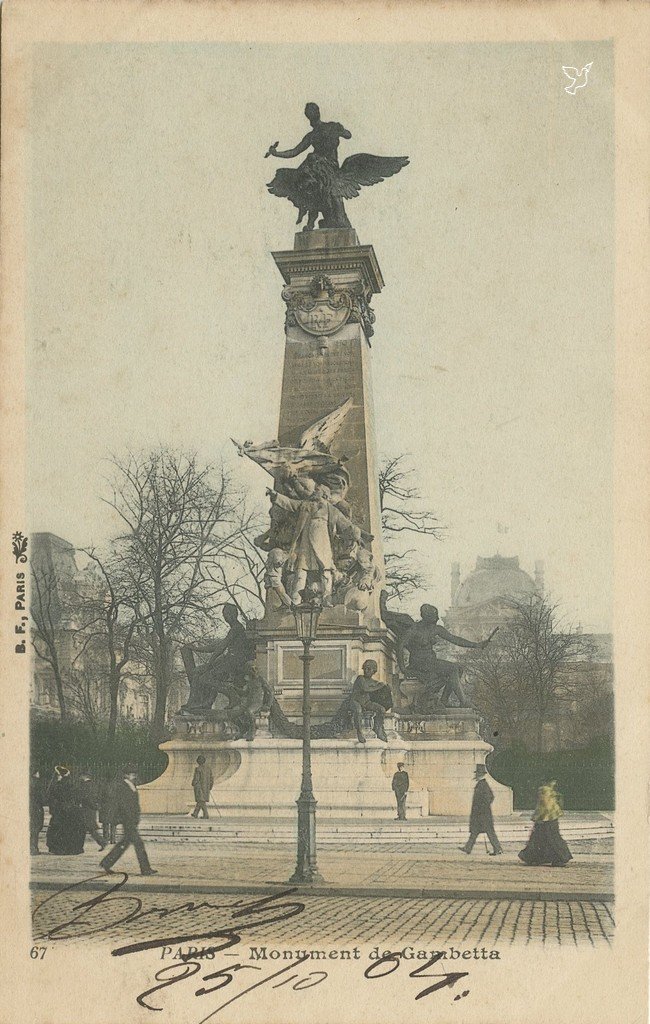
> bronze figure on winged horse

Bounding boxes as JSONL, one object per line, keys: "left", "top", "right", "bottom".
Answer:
{"left": 265, "top": 103, "right": 409, "bottom": 231}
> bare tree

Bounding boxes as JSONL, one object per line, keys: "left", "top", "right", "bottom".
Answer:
{"left": 207, "top": 505, "right": 267, "bottom": 622}
{"left": 65, "top": 662, "right": 106, "bottom": 736}
{"left": 379, "top": 453, "right": 445, "bottom": 601}
{"left": 468, "top": 596, "right": 596, "bottom": 751}
{"left": 565, "top": 670, "right": 614, "bottom": 748}
{"left": 31, "top": 556, "right": 120, "bottom": 734}
{"left": 31, "top": 565, "right": 71, "bottom": 723}
{"left": 73, "top": 548, "right": 143, "bottom": 745}
{"left": 468, "top": 625, "right": 535, "bottom": 746}
{"left": 103, "top": 449, "right": 244, "bottom": 739}
{"left": 515, "top": 597, "right": 595, "bottom": 751}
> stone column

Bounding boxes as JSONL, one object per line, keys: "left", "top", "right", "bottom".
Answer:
{"left": 272, "top": 229, "right": 385, "bottom": 623}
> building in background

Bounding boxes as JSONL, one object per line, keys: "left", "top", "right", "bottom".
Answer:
{"left": 444, "top": 554, "right": 613, "bottom": 752}
{"left": 30, "top": 532, "right": 186, "bottom": 725}
{"left": 445, "top": 554, "right": 544, "bottom": 639}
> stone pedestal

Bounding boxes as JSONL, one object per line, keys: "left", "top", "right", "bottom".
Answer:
{"left": 395, "top": 709, "right": 482, "bottom": 741}
{"left": 254, "top": 612, "right": 394, "bottom": 722}
{"left": 139, "top": 711, "right": 512, "bottom": 818}
{"left": 140, "top": 736, "right": 419, "bottom": 817}
{"left": 398, "top": 743, "right": 513, "bottom": 817}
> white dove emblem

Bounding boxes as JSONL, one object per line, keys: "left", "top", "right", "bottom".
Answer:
{"left": 562, "top": 62, "right": 593, "bottom": 95}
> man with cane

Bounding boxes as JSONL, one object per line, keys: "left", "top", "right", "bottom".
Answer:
{"left": 191, "top": 755, "right": 214, "bottom": 819}
{"left": 459, "top": 764, "right": 503, "bottom": 857}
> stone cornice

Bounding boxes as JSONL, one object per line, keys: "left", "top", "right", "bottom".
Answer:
{"left": 272, "top": 244, "right": 384, "bottom": 295}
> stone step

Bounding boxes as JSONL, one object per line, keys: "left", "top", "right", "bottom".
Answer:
{"left": 140, "top": 837, "right": 613, "bottom": 848}
{"left": 138, "top": 814, "right": 613, "bottom": 844}
{"left": 142, "top": 824, "right": 612, "bottom": 830}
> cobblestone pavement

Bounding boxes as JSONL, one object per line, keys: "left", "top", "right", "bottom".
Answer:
{"left": 32, "top": 888, "right": 614, "bottom": 948}
{"left": 31, "top": 840, "right": 614, "bottom": 899}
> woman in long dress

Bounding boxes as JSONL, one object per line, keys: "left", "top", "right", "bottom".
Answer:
{"left": 46, "top": 766, "right": 86, "bottom": 855}
{"left": 518, "top": 781, "right": 573, "bottom": 868}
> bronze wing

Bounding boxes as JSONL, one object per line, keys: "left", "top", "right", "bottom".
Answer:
{"left": 266, "top": 167, "right": 306, "bottom": 212}
{"left": 334, "top": 154, "right": 409, "bottom": 199}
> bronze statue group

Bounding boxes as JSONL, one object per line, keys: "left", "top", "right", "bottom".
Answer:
{"left": 265, "top": 102, "right": 408, "bottom": 232}
{"left": 177, "top": 602, "right": 495, "bottom": 743}
{"left": 174, "top": 600, "right": 573, "bottom": 866}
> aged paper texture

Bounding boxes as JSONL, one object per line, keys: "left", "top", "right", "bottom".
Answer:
{"left": 1, "top": 1, "right": 648, "bottom": 1022}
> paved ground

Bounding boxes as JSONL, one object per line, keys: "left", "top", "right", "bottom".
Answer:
{"left": 31, "top": 834, "right": 614, "bottom": 899}
{"left": 32, "top": 885, "right": 613, "bottom": 948}
{"left": 31, "top": 824, "right": 614, "bottom": 947}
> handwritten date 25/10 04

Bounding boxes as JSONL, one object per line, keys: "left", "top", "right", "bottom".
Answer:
{"left": 33, "top": 874, "right": 469, "bottom": 1017}
{"left": 136, "top": 946, "right": 470, "bottom": 1016}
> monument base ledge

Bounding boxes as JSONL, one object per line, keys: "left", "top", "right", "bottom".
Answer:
{"left": 139, "top": 732, "right": 513, "bottom": 818}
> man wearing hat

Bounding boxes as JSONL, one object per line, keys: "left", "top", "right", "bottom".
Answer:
{"left": 391, "top": 762, "right": 410, "bottom": 821}
{"left": 79, "top": 770, "right": 106, "bottom": 850}
{"left": 191, "top": 755, "right": 213, "bottom": 818}
{"left": 460, "top": 763, "right": 503, "bottom": 856}
{"left": 100, "top": 766, "right": 157, "bottom": 876}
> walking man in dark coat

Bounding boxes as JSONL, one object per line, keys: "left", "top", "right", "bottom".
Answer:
{"left": 98, "top": 770, "right": 119, "bottom": 845}
{"left": 191, "top": 755, "right": 213, "bottom": 818}
{"left": 460, "top": 763, "right": 503, "bottom": 856}
{"left": 392, "top": 762, "right": 410, "bottom": 821}
{"left": 79, "top": 771, "right": 106, "bottom": 849}
{"left": 100, "top": 767, "right": 157, "bottom": 876}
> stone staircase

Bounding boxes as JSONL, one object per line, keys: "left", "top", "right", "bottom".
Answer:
{"left": 138, "top": 812, "right": 613, "bottom": 846}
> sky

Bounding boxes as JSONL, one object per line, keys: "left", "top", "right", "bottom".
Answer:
{"left": 26, "top": 40, "right": 614, "bottom": 630}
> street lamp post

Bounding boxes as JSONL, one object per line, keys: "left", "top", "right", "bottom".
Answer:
{"left": 289, "top": 589, "right": 324, "bottom": 884}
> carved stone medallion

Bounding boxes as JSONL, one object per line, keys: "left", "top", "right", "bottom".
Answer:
{"left": 283, "top": 274, "right": 353, "bottom": 336}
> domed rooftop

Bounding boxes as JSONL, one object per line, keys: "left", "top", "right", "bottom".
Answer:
{"left": 452, "top": 555, "right": 538, "bottom": 609}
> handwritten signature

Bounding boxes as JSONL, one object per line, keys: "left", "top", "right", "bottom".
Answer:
{"left": 32, "top": 874, "right": 470, "bottom": 1018}
{"left": 32, "top": 873, "right": 305, "bottom": 944}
